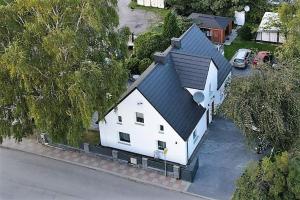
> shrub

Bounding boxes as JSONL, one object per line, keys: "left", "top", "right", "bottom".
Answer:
{"left": 238, "top": 24, "right": 253, "bottom": 41}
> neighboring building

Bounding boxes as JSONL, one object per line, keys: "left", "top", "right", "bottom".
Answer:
{"left": 99, "top": 25, "right": 232, "bottom": 165}
{"left": 268, "top": 0, "right": 294, "bottom": 5}
{"left": 234, "top": 11, "right": 245, "bottom": 26}
{"left": 256, "top": 12, "right": 285, "bottom": 43}
{"left": 137, "top": 0, "right": 165, "bottom": 8}
{"left": 188, "top": 13, "right": 233, "bottom": 44}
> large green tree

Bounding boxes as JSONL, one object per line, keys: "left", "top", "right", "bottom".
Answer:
{"left": 0, "top": 0, "right": 129, "bottom": 145}
{"left": 166, "top": 0, "right": 268, "bottom": 23}
{"left": 233, "top": 152, "right": 300, "bottom": 200}
{"left": 221, "top": 64, "right": 300, "bottom": 152}
{"left": 163, "top": 11, "right": 181, "bottom": 39}
{"left": 126, "top": 11, "right": 182, "bottom": 74}
{"left": 224, "top": 1, "right": 300, "bottom": 198}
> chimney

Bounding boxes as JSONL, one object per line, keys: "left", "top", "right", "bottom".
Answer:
{"left": 171, "top": 37, "right": 181, "bottom": 49}
{"left": 153, "top": 52, "right": 167, "bottom": 64}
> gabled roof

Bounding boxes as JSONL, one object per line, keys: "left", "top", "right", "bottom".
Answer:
{"left": 188, "top": 13, "right": 232, "bottom": 30}
{"left": 171, "top": 24, "right": 232, "bottom": 89}
{"left": 257, "top": 12, "right": 281, "bottom": 32}
{"left": 105, "top": 25, "right": 231, "bottom": 141}
{"left": 138, "top": 61, "right": 205, "bottom": 141}
{"left": 170, "top": 51, "right": 211, "bottom": 90}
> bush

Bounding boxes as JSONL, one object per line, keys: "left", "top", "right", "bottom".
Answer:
{"left": 233, "top": 152, "right": 300, "bottom": 200}
{"left": 139, "top": 58, "right": 152, "bottom": 73}
{"left": 134, "top": 32, "right": 165, "bottom": 60}
{"left": 237, "top": 24, "right": 253, "bottom": 41}
{"left": 125, "top": 56, "right": 140, "bottom": 74}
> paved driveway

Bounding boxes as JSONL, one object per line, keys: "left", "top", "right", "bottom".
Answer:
{"left": 231, "top": 65, "right": 252, "bottom": 77}
{"left": 188, "top": 117, "right": 259, "bottom": 200}
{"left": 118, "top": 0, "right": 161, "bottom": 34}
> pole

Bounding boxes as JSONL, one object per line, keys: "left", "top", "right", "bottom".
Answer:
{"left": 164, "top": 155, "right": 167, "bottom": 176}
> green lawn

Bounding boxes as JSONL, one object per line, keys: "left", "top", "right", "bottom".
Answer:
{"left": 224, "top": 37, "right": 279, "bottom": 60}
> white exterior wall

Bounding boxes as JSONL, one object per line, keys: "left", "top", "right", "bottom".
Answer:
{"left": 144, "top": 0, "right": 151, "bottom": 6}
{"left": 99, "top": 89, "right": 188, "bottom": 165}
{"left": 151, "top": 0, "right": 158, "bottom": 7}
{"left": 187, "top": 114, "right": 207, "bottom": 158}
{"left": 157, "top": 0, "right": 165, "bottom": 8}
{"left": 256, "top": 31, "right": 285, "bottom": 43}
{"left": 137, "top": 0, "right": 165, "bottom": 8}
{"left": 187, "top": 61, "right": 218, "bottom": 123}
{"left": 137, "top": 0, "right": 144, "bottom": 6}
{"left": 215, "top": 72, "right": 232, "bottom": 106}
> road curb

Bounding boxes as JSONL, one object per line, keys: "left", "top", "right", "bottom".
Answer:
{"left": 0, "top": 145, "right": 213, "bottom": 200}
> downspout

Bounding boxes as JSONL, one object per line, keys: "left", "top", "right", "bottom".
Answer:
{"left": 186, "top": 139, "right": 189, "bottom": 165}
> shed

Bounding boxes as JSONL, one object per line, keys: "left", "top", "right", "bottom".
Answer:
{"left": 256, "top": 12, "right": 285, "bottom": 43}
{"left": 188, "top": 13, "right": 233, "bottom": 44}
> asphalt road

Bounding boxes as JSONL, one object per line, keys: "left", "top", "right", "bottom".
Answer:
{"left": 0, "top": 148, "right": 202, "bottom": 200}
{"left": 118, "top": 0, "right": 161, "bottom": 34}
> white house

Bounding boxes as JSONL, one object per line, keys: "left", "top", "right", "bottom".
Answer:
{"left": 99, "top": 25, "right": 232, "bottom": 165}
{"left": 256, "top": 12, "right": 285, "bottom": 43}
{"left": 137, "top": 0, "right": 165, "bottom": 8}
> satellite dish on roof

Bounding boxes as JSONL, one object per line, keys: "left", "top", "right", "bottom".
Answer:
{"left": 244, "top": 5, "right": 250, "bottom": 12}
{"left": 193, "top": 91, "right": 205, "bottom": 105}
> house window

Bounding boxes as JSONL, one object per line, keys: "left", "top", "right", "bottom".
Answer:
{"left": 157, "top": 140, "right": 166, "bottom": 150}
{"left": 118, "top": 116, "right": 122, "bottom": 123}
{"left": 160, "top": 125, "right": 164, "bottom": 132}
{"left": 119, "top": 132, "right": 130, "bottom": 143}
{"left": 193, "top": 131, "right": 197, "bottom": 140}
{"left": 136, "top": 112, "right": 144, "bottom": 123}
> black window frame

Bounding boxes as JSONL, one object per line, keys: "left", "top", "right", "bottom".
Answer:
{"left": 119, "top": 132, "right": 130, "bottom": 143}
{"left": 193, "top": 131, "right": 197, "bottom": 140}
{"left": 118, "top": 116, "right": 122, "bottom": 123}
{"left": 160, "top": 125, "right": 164, "bottom": 132}
{"left": 157, "top": 140, "right": 166, "bottom": 150}
{"left": 136, "top": 112, "right": 144, "bottom": 124}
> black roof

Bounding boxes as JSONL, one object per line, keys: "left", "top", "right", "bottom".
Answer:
{"left": 106, "top": 25, "right": 231, "bottom": 141}
{"left": 188, "top": 13, "right": 232, "bottom": 29}
{"left": 170, "top": 51, "right": 211, "bottom": 90}
{"left": 138, "top": 61, "right": 205, "bottom": 141}
{"left": 172, "top": 24, "right": 232, "bottom": 89}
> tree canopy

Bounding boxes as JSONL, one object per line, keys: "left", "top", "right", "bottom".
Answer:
{"left": 222, "top": 1, "right": 300, "bottom": 198}
{"left": 233, "top": 152, "right": 300, "bottom": 200}
{"left": 166, "top": 0, "right": 269, "bottom": 25}
{"left": 126, "top": 11, "right": 182, "bottom": 75}
{"left": 0, "top": 0, "right": 129, "bottom": 145}
{"left": 221, "top": 64, "right": 300, "bottom": 152}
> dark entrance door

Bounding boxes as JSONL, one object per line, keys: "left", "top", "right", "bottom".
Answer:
{"left": 212, "top": 101, "right": 215, "bottom": 120}
{"left": 206, "top": 109, "right": 210, "bottom": 126}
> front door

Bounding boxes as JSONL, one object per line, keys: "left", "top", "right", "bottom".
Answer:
{"left": 206, "top": 109, "right": 210, "bottom": 126}
{"left": 212, "top": 101, "right": 215, "bottom": 120}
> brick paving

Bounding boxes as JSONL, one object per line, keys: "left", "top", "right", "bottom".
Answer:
{"left": 0, "top": 138, "right": 191, "bottom": 193}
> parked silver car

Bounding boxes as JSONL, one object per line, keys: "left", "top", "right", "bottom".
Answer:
{"left": 231, "top": 49, "right": 252, "bottom": 69}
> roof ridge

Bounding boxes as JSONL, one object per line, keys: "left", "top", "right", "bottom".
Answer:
{"left": 170, "top": 50, "right": 212, "bottom": 60}
{"left": 177, "top": 24, "right": 199, "bottom": 41}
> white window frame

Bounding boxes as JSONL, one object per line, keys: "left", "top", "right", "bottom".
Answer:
{"left": 119, "top": 132, "right": 130, "bottom": 143}
{"left": 136, "top": 112, "right": 144, "bottom": 124}
{"left": 157, "top": 140, "right": 166, "bottom": 151}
